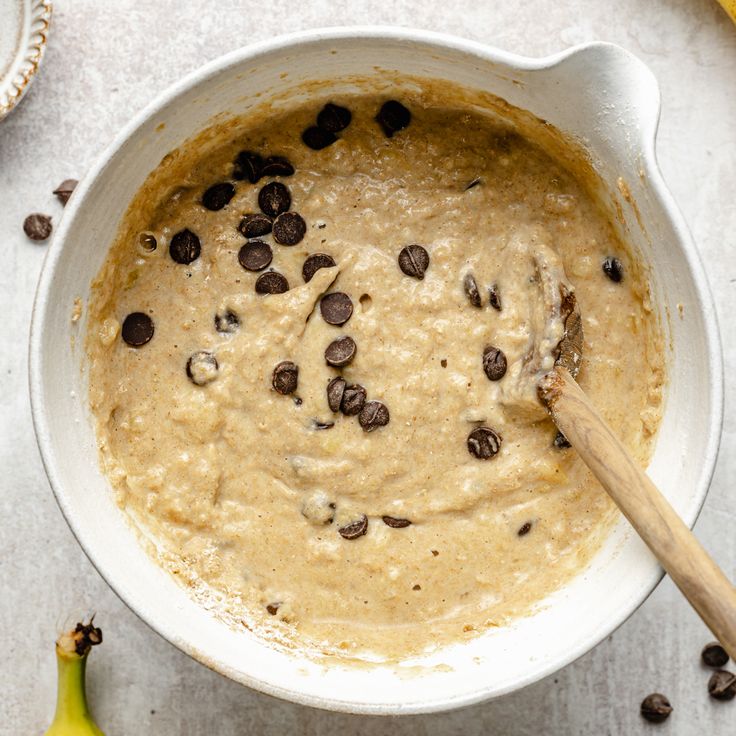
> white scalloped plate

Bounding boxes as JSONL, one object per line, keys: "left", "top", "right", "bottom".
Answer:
{"left": 0, "top": 0, "right": 52, "bottom": 120}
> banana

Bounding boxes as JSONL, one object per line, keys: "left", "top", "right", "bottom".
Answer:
{"left": 44, "top": 622, "right": 105, "bottom": 736}
{"left": 717, "top": 0, "right": 736, "bottom": 23}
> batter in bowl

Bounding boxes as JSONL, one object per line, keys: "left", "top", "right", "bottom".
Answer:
{"left": 85, "top": 81, "right": 664, "bottom": 658}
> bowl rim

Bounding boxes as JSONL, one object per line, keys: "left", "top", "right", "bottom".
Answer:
{"left": 29, "top": 26, "right": 724, "bottom": 715}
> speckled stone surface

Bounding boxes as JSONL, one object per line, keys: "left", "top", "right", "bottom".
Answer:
{"left": 1, "top": 1, "right": 735, "bottom": 733}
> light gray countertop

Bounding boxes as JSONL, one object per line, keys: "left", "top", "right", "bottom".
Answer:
{"left": 1, "top": 1, "right": 735, "bottom": 733}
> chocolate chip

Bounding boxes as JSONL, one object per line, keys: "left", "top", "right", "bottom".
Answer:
{"left": 553, "top": 431, "right": 571, "bottom": 449}
{"left": 376, "top": 100, "right": 411, "bottom": 137}
{"left": 139, "top": 232, "right": 157, "bottom": 252}
{"left": 517, "top": 521, "right": 532, "bottom": 536}
{"left": 266, "top": 603, "right": 280, "bottom": 615}
{"left": 341, "top": 384, "right": 366, "bottom": 415}
{"left": 121, "top": 312, "right": 154, "bottom": 347}
{"left": 53, "top": 179, "right": 78, "bottom": 205}
{"left": 465, "top": 178, "right": 482, "bottom": 190}
{"left": 169, "top": 228, "right": 201, "bottom": 264}
{"left": 23, "top": 213, "right": 52, "bottom": 241}
{"left": 338, "top": 515, "right": 368, "bottom": 540}
{"left": 273, "top": 212, "right": 306, "bottom": 245}
{"left": 467, "top": 427, "right": 502, "bottom": 459}
{"left": 238, "top": 240, "right": 273, "bottom": 271}
{"left": 640, "top": 693, "right": 673, "bottom": 723}
{"left": 302, "top": 126, "right": 337, "bottom": 150}
{"left": 301, "top": 492, "right": 335, "bottom": 525}
{"left": 359, "top": 401, "right": 390, "bottom": 432}
{"left": 708, "top": 670, "right": 736, "bottom": 701}
{"left": 214, "top": 310, "right": 239, "bottom": 334}
{"left": 603, "top": 257, "right": 623, "bottom": 283}
{"left": 272, "top": 361, "right": 298, "bottom": 395}
{"left": 238, "top": 213, "right": 272, "bottom": 238}
{"left": 258, "top": 182, "right": 291, "bottom": 217}
{"left": 303, "top": 253, "right": 336, "bottom": 282}
{"left": 382, "top": 516, "right": 411, "bottom": 528}
{"left": 327, "top": 376, "right": 346, "bottom": 412}
{"left": 320, "top": 292, "right": 353, "bottom": 325}
{"left": 702, "top": 642, "right": 730, "bottom": 668}
{"left": 398, "top": 245, "right": 429, "bottom": 280}
{"left": 255, "top": 271, "right": 289, "bottom": 294}
{"left": 186, "top": 351, "right": 219, "bottom": 386}
{"left": 202, "top": 182, "right": 235, "bottom": 211}
{"left": 463, "top": 273, "right": 482, "bottom": 307}
{"left": 488, "top": 283, "right": 502, "bottom": 311}
{"left": 325, "top": 336, "right": 357, "bottom": 367}
{"left": 233, "top": 151, "right": 263, "bottom": 183}
{"left": 260, "top": 156, "right": 294, "bottom": 177}
{"left": 312, "top": 419, "right": 335, "bottom": 430}
{"left": 317, "top": 103, "right": 352, "bottom": 133}
{"left": 483, "top": 345, "right": 507, "bottom": 381}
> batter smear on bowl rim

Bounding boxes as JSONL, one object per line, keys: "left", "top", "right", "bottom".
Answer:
{"left": 86, "top": 79, "right": 664, "bottom": 659}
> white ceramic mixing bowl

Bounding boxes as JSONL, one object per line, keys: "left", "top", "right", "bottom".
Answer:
{"left": 29, "top": 27, "right": 722, "bottom": 714}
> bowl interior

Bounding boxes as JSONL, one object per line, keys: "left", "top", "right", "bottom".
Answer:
{"left": 30, "top": 30, "right": 721, "bottom": 714}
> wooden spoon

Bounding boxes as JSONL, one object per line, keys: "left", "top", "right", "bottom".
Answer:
{"left": 538, "top": 291, "right": 736, "bottom": 659}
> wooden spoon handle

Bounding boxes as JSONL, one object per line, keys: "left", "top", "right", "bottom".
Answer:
{"left": 540, "top": 366, "right": 736, "bottom": 659}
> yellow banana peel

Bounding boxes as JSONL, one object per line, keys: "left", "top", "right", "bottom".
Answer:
{"left": 44, "top": 622, "right": 105, "bottom": 736}
{"left": 718, "top": 0, "right": 736, "bottom": 23}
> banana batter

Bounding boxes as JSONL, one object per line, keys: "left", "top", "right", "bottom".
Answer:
{"left": 86, "top": 81, "right": 664, "bottom": 659}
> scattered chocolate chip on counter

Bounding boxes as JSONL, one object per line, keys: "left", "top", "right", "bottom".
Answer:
{"left": 303, "top": 253, "right": 336, "bottom": 282}
{"left": 482, "top": 345, "right": 507, "bottom": 381}
{"left": 320, "top": 292, "right": 353, "bottom": 326}
{"left": 53, "top": 178, "right": 78, "bottom": 205}
{"left": 603, "top": 256, "right": 624, "bottom": 283}
{"left": 339, "top": 515, "right": 368, "bottom": 540}
{"left": 169, "top": 228, "right": 201, "bottom": 264}
{"left": 238, "top": 213, "right": 273, "bottom": 238}
{"left": 238, "top": 240, "right": 273, "bottom": 271}
{"left": 255, "top": 270, "right": 289, "bottom": 294}
{"left": 640, "top": 693, "right": 673, "bottom": 723}
{"left": 23, "top": 213, "right": 52, "bottom": 241}
{"left": 272, "top": 361, "right": 298, "bottom": 395}
{"left": 325, "top": 336, "right": 357, "bottom": 367}
{"left": 376, "top": 100, "right": 411, "bottom": 137}
{"left": 273, "top": 211, "right": 306, "bottom": 245}
{"left": 708, "top": 670, "right": 736, "bottom": 701}
{"left": 464, "top": 273, "right": 482, "bottom": 307}
{"left": 121, "top": 312, "right": 154, "bottom": 347}
{"left": 359, "top": 400, "right": 390, "bottom": 432}
{"left": 467, "top": 427, "right": 502, "bottom": 459}
{"left": 702, "top": 642, "right": 730, "bottom": 669}
{"left": 398, "top": 244, "right": 430, "bottom": 280}
{"left": 186, "top": 351, "right": 219, "bottom": 386}
{"left": 202, "top": 182, "right": 235, "bottom": 211}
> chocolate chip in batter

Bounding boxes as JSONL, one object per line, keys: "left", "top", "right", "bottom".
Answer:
{"left": 359, "top": 400, "right": 390, "bottom": 432}
{"left": 266, "top": 603, "right": 280, "bottom": 615}
{"left": 233, "top": 151, "right": 263, "bottom": 183}
{"left": 324, "top": 336, "right": 357, "bottom": 367}
{"left": 708, "top": 670, "right": 736, "bottom": 701}
{"left": 260, "top": 156, "right": 295, "bottom": 177}
{"left": 398, "top": 245, "right": 430, "bottom": 280}
{"left": 186, "top": 351, "right": 219, "bottom": 386}
{"left": 214, "top": 309, "right": 239, "bottom": 334}
{"left": 302, "top": 126, "right": 337, "bottom": 150}
{"left": 376, "top": 100, "right": 411, "bottom": 137}
{"left": 273, "top": 212, "right": 306, "bottom": 245}
{"left": 272, "top": 361, "right": 298, "bottom": 395}
{"left": 517, "top": 521, "right": 533, "bottom": 536}
{"left": 553, "top": 431, "right": 572, "bottom": 449}
{"left": 702, "top": 642, "right": 730, "bottom": 668}
{"left": 169, "top": 228, "right": 201, "bottom": 264}
{"left": 255, "top": 270, "right": 289, "bottom": 294}
{"left": 488, "top": 283, "right": 502, "bottom": 311}
{"left": 467, "top": 426, "right": 502, "bottom": 459}
{"left": 53, "top": 178, "right": 78, "bottom": 205}
{"left": 320, "top": 292, "right": 353, "bottom": 325}
{"left": 258, "top": 182, "right": 291, "bottom": 218}
{"left": 23, "top": 213, "right": 52, "bottom": 241}
{"left": 312, "top": 419, "right": 335, "bottom": 430}
{"left": 238, "top": 240, "right": 273, "bottom": 271}
{"left": 327, "top": 376, "right": 346, "bottom": 412}
{"left": 302, "top": 253, "right": 336, "bottom": 282}
{"left": 602, "top": 256, "right": 624, "bottom": 283}
{"left": 202, "top": 182, "right": 235, "bottom": 211}
{"left": 317, "top": 103, "right": 352, "bottom": 133}
{"left": 301, "top": 492, "right": 336, "bottom": 525}
{"left": 640, "top": 693, "right": 673, "bottom": 723}
{"left": 382, "top": 516, "right": 411, "bottom": 528}
{"left": 463, "top": 273, "right": 482, "bottom": 308}
{"left": 121, "top": 312, "right": 154, "bottom": 347}
{"left": 465, "top": 177, "right": 482, "bottom": 190}
{"left": 483, "top": 345, "right": 507, "bottom": 381}
{"left": 339, "top": 515, "right": 368, "bottom": 540}
{"left": 238, "top": 213, "right": 272, "bottom": 238}
{"left": 340, "top": 384, "right": 366, "bottom": 416}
